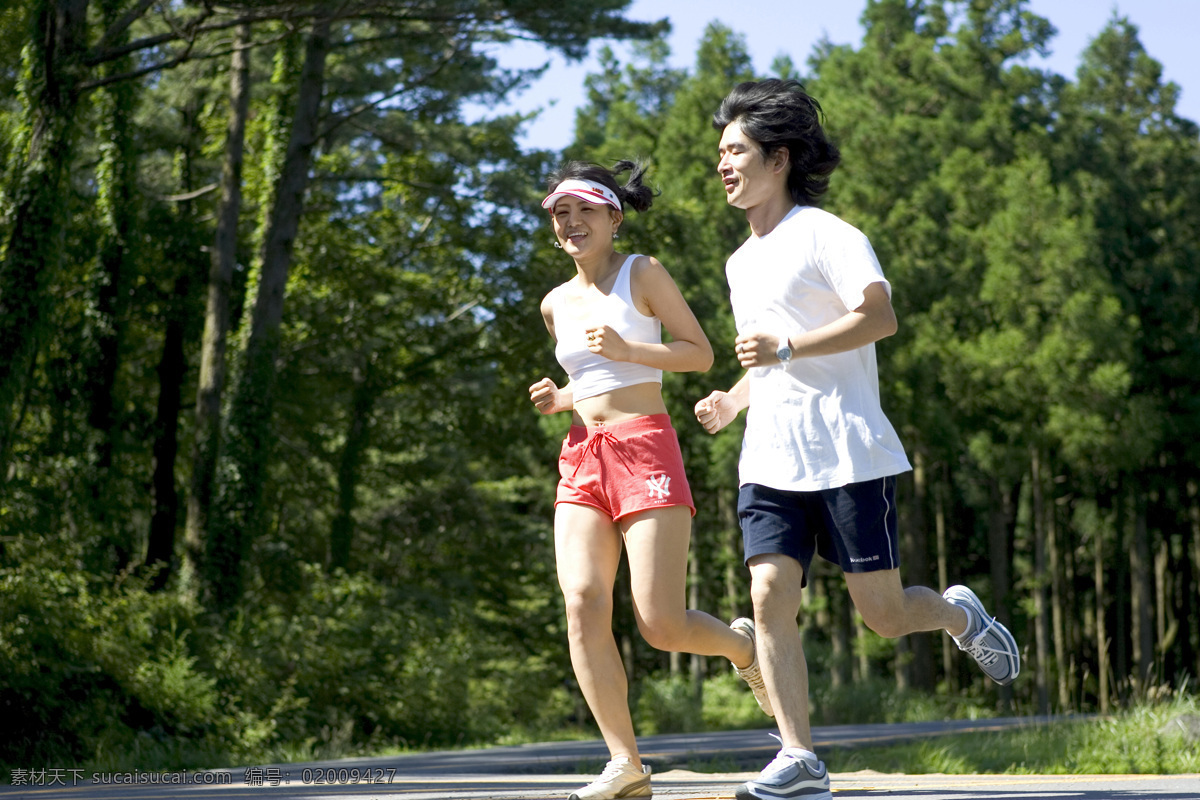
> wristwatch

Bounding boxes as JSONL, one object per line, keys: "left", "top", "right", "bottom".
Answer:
{"left": 776, "top": 338, "right": 792, "bottom": 364}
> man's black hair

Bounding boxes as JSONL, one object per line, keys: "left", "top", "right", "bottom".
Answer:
{"left": 713, "top": 79, "right": 841, "bottom": 206}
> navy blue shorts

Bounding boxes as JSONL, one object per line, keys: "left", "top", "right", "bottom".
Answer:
{"left": 738, "top": 476, "right": 901, "bottom": 586}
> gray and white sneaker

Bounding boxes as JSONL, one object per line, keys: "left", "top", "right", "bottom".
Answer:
{"left": 569, "top": 758, "right": 651, "bottom": 800}
{"left": 735, "top": 749, "right": 831, "bottom": 800}
{"left": 944, "top": 585, "right": 1020, "bottom": 685}
{"left": 730, "top": 617, "right": 774, "bottom": 717}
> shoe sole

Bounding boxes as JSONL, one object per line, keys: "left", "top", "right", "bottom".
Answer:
{"left": 735, "top": 759, "right": 831, "bottom": 800}
{"left": 735, "top": 783, "right": 831, "bottom": 800}
{"left": 568, "top": 776, "right": 651, "bottom": 800}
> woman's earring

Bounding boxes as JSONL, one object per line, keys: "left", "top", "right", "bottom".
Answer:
{"left": 612, "top": 230, "right": 620, "bottom": 239}
{"left": 553, "top": 241, "right": 563, "bottom": 249}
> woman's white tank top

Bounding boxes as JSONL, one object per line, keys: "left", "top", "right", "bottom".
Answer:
{"left": 552, "top": 254, "right": 662, "bottom": 402}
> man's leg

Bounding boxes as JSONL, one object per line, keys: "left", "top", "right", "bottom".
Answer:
{"left": 845, "top": 569, "right": 1020, "bottom": 685}
{"left": 844, "top": 568, "right": 966, "bottom": 639}
{"left": 747, "top": 553, "right": 811, "bottom": 748}
{"left": 738, "top": 553, "right": 831, "bottom": 800}
{"left": 827, "top": 477, "right": 1018, "bottom": 684}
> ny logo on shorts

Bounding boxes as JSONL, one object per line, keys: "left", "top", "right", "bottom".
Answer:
{"left": 646, "top": 474, "right": 671, "bottom": 500}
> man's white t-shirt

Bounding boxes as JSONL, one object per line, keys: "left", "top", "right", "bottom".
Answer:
{"left": 727, "top": 204, "right": 911, "bottom": 492}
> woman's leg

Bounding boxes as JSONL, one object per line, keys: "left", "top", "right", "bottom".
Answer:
{"left": 621, "top": 506, "right": 755, "bottom": 667}
{"left": 555, "top": 502, "right": 640, "bottom": 766}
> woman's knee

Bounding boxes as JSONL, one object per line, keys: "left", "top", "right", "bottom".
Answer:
{"left": 561, "top": 585, "right": 612, "bottom": 628}
{"left": 636, "top": 613, "right": 688, "bottom": 652}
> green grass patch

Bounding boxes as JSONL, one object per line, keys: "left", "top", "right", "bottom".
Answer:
{"left": 807, "top": 697, "right": 1200, "bottom": 775}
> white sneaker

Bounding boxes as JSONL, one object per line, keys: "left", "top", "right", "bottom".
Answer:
{"left": 731, "top": 617, "right": 774, "bottom": 717}
{"left": 735, "top": 749, "right": 831, "bottom": 800}
{"left": 569, "top": 758, "right": 651, "bottom": 800}
{"left": 944, "top": 585, "right": 1020, "bottom": 685}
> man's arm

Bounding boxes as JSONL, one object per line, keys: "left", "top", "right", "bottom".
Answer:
{"left": 734, "top": 281, "right": 896, "bottom": 367}
{"left": 694, "top": 372, "right": 751, "bottom": 434}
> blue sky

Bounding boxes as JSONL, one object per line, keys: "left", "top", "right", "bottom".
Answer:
{"left": 476, "top": 0, "right": 1198, "bottom": 152}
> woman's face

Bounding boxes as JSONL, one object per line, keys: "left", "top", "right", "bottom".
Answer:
{"left": 551, "top": 195, "right": 621, "bottom": 258}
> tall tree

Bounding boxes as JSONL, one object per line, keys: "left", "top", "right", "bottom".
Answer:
{"left": 0, "top": 0, "right": 90, "bottom": 468}
{"left": 207, "top": 17, "right": 335, "bottom": 610}
{"left": 184, "top": 23, "right": 253, "bottom": 591}
{"left": 144, "top": 63, "right": 215, "bottom": 589}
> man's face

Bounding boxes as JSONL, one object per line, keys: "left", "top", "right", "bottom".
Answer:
{"left": 717, "top": 121, "right": 785, "bottom": 210}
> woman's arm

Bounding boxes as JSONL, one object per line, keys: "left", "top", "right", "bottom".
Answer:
{"left": 529, "top": 291, "right": 575, "bottom": 414}
{"left": 585, "top": 256, "right": 713, "bottom": 373}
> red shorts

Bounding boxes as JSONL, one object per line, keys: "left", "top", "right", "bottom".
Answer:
{"left": 556, "top": 414, "right": 695, "bottom": 521}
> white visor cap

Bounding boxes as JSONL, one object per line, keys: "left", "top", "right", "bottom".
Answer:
{"left": 541, "top": 179, "right": 621, "bottom": 211}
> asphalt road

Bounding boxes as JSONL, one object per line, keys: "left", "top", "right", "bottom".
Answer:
{"left": 2, "top": 717, "right": 1196, "bottom": 799}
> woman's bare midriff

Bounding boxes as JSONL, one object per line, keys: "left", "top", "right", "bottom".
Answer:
{"left": 571, "top": 382, "right": 668, "bottom": 427}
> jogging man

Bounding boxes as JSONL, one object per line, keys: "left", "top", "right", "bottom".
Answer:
{"left": 695, "top": 79, "right": 1020, "bottom": 800}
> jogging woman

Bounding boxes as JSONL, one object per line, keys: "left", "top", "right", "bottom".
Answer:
{"left": 529, "top": 160, "right": 770, "bottom": 800}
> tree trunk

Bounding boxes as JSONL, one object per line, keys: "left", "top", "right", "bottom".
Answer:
{"left": 616, "top": 555, "right": 635, "bottom": 681}
{"left": 935, "top": 474, "right": 955, "bottom": 690}
{"left": 87, "top": 51, "right": 136, "bottom": 474}
{"left": 0, "top": 0, "right": 90, "bottom": 470}
{"left": 145, "top": 275, "right": 190, "bottom": 590}
{"left": 854, "top": 608, "right": 871, "bottom": 683}
{"left": 1154, "top": 538, "right": 1170, "bottom": 678}
{"left": 721, "top": 483, "right": 742, "bottom": 620}
{"left": 1114, "top": 476, "right": 1129, "bottom": 694}
{"left": 825, "top": 573, "right": 854, "bottom": 690}
{"left": 1131, "top": 489, "right": 1155, "bottom": 689}
{"left": 893, "top": 634, "right": 911, "bottom": 692}
{"left": 1093, "top": 504, "right": 1109, "bottom": 713}
{"left": 84, "top": 8, "right": 137, "bottom": 563}
{"left": 329, "top": 360, "right": 378, "bottom": 570}
{"left": 1049, "top": 486, "right": 1070, "bottom": 710}
{"left": 251, "top": 33, "right": 302, "bottom": 261}
{"left": 1185, "top": 479, "right": 1199, "bottom": 681}
{"left": 184, "top": 24, "right": 252, "bottom": 590}
{"left": 209, "top": 19, "right": 331, "bottom": 610}
{"left": 146, "top": 79, "right": 208, "bottom": 590}
{"left": 986, "top": 475, "right": 1018, "bottom": 709}
{"left": 1031, "top": 445, "right": 1051, "bottom": 715}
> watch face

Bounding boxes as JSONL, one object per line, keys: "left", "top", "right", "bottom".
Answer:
{"left": 777, "top": 346, "right": 792, "bottom": 362}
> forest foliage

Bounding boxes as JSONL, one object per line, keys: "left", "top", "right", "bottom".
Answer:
{"left": 1, "top": 0, "right": 1198, "bottom": 772}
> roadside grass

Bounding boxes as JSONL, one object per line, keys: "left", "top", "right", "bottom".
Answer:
{"left": 713, "top": 694, "right": 1200, "bottom": 776}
